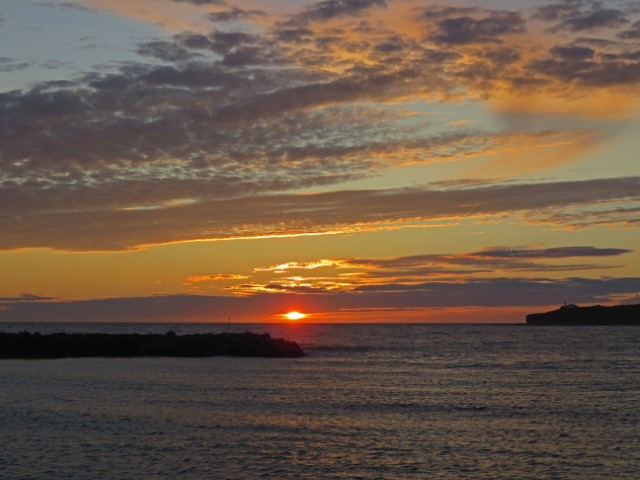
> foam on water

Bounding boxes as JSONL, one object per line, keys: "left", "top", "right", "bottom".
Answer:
{"left": 0, "top": 323, "right": 638, "bottom": 479}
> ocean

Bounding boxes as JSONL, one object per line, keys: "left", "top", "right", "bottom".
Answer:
{"left": 0, "top": 323, "right": 638, "bottom": 479}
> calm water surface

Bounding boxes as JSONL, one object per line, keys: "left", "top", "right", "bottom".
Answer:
{"left": 0, "top": 323, "right": 638, "bottom": 479}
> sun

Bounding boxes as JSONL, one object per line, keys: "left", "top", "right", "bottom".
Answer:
{"left": 284, "top": 311, "right": 305, "bottom": 321}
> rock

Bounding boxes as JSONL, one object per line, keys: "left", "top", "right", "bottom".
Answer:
{"left": 0, "top": 331, "right": 305, "bottom": 358}
{"left": 526, "top": 303, "right": 640, "bottom": 325}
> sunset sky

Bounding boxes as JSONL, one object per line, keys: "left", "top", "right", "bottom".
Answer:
{"left": 1, "top": 0, "right": 639, "bottom": 322}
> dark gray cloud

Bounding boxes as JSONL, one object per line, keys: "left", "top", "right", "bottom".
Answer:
{"left": 549, "top": 44, "right": 595, "bottom": 60}
{"left": 427, "top": 10, "right": 526, "bottom": 45}
{"left": 1, "top": 176, "right": 638, "bottom": 251}
{"left": 533, "top": 0, "right": 582, "bottom": 21}
{"left": 1, "top": 276, "right": 639, "bottom": 322}
{"left": 274, "top": 26, "right": 315, "bottom": 43}
{"left": 251, "top": 245, "right": 628, "bottom": 282}
{"left": 333, "top": 246, "right": 629, "bottom": 278}
{"left": 33, "top": 2, "right": 95, "bottom": 12}
{"left": 0, "top": 57, "right": 31, "bottom": 72}
{"left": 345, "top": 262, "right": 613, "bottom": 279}
{"left": 528, "top": 40, "right": 640, "bottom": 86}
{"left": 534, "top": 1, "right": 630, "bottom": 32}
{"left": 1, "top": 52, "right": 444, "bottom": 220}
{"left": 349, "top": 277, "right": 640, "bottom": 307}
{"left": 171, "top": 0, "right": 226, "bottom": 5}
{"left": 2, "top": 3, "right": 640, "bottom": 253}
{"left": 177, "top": 30, "right": 258, "bottom": 54}
{"left": 372, "top": 35, "right": 406, "bottom": 54}
{"left": 283, "top": 0, "right": 386, "bottom": 26}
{"left": 170, "top": 30, "right": 289, "bottom": 66}
{"left": 1, "top": 14, "right": 490, "bottom": 253}
{"left": 2, "top": 3, "right": 637, "bottom": 212}
{"left": 0, "top": 293, "right": 317, "bottom": 323}
{"left": 562, "top": 9, "right": 628, "bottom": 31}
{"left": 618, "top": 20, "right": 640, "bottom": 39}
{"left": 207, "top": 7, "right": 267, "bottom": 23}
{"left": 599, "top": 49, "right": 640, "bottom": 62}
{"left": 481, "top": 47, "right": 521, "bottom": 65}
{"left": 136, "top": 41, "right": 201, "bottom": 62}
{"left": 0, "top": 293, "right": 56, "bottom": 302}
{"left": 470, "top": 246, "right": 632, "bottom": 259}
{"left": 572, "top": 36, "right": 624, "bottom": 48}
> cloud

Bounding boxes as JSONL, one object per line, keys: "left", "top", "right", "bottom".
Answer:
{"left": 207, "top": 8, "right": 266, "bottom": 23}
{"left": 470, "top": 246, "right": 632, "bottom": 259}
{"left": 284, "top": 0, "right": 386, "bottom": 26}
{"left": 0, "top": 58, "right": 31, "bottom": 72}
{"left": 3, "top": 1, "right": 640, "bottom": 253}
{"left": 33, "top": 2, "right": 95, "bottom": 12}
{"left": 0, "top": 293, "right": 56, "bottom": 302}
{"left": 171, "top": 0, "right": 226, "bottom": 5}
{"left": 218, "top": 242, "right": 630, "bottom": 299}
{"left": 422, "top": 7, "right": 526, "bottom": 45}
{"left": 352, "top": 275, "right": 639, "bottom": 293}
{"left": 534, "top": 1, "right": 630, "bottom": 32}
{"left": 523, "top": 203, "right": 640, "bottom": 230}
{"left": 1, "top": 1, "right": 638, "bottom": 323}
{"left": 330, "top": 245, "right": 630, "bottom": 278}
{"left": 64, "top": 1, "right": 640, "bottom": 97}
{"left": 549, "top": 44, "right": 595, "bottom": 61}
{"left": 345, "top": 277, "right": 640, "bottom": 308}
{"left": 1, "top": 276, "right": 639, "bottom": 322}
{"left": 186, "top": 274, "right": 248, "bottom": 282}
{"left": 136, "top": 41, "right": 202, "bottom": 62}
{"left": 529, "top": 44, "right": 640, "bottom": 87}
{"left": 0, "top": 37, "right": 607, "bottom": 247}
{"left": 1, "top": 176, "right": 639, "bottom": 251}
{"left": 254, "top": 260, "right": 340, "bottom": 273}
{"left": 618, "top": 20, "right": 640, "bottom": 39}
{"left": 2, "top": 241, "right": 632, "bottom": 320}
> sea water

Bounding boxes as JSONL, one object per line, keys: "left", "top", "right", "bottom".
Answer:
{"left": 0, "top": 323, "right": 638, "bottom": 479}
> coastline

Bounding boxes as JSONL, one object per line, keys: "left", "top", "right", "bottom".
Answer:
{"left": 526, "top": 303, "right": 640, "bottom": 326}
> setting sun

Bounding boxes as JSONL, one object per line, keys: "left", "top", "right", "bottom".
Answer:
{"left": 285, "top": 311, "right": 305, "bottom": 321}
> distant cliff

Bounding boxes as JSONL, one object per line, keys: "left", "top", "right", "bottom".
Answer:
{"left": 0, "top": 331, "right": 305, "bottom": 358}
{"left": 526, "top": 303, "right": 640, "bottom": 325}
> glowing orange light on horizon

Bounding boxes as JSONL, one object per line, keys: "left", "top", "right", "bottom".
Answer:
{"left": 284, "top": 311, "right": 305, "bottom": 321}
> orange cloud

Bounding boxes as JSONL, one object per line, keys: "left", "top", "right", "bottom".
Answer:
{"left": 5, "top": 1, "right": 640, "bottom": 253}
{"left": 490, "top": 91, "right": 640, "bottom": 120}
{"left": 186, "top": 274, "right": 248, "bottom": 282}
{"left": 254, "top": 259, "right": 343, "bottom": 273}
{"left": 465, "top": 129, "right": 602, "bottom": 177}
{"left": 225, "top": 245, "right": 631, "bottom": 297}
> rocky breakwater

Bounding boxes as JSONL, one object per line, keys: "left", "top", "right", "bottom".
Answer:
{"left": 0, "top": 331, "right": 305, "bottom": 358}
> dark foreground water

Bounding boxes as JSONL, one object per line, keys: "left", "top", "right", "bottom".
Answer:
{"left": 0, "top": 323, "right": 638, "bottom": 479}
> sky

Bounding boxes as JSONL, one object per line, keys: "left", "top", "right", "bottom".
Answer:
{"left": 1, "top": 0, "right": 639, "bottom": 323}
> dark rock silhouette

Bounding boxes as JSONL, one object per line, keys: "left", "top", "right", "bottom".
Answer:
{"left": 526, "top": 303, "right": 640, "bottom": 325}
{"left": 0, "top": 331, "right": 305, "bottom": 358}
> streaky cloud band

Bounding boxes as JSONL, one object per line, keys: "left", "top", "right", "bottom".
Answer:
{"left": 0, "top": 176, "right": 638, "bottom": 251}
